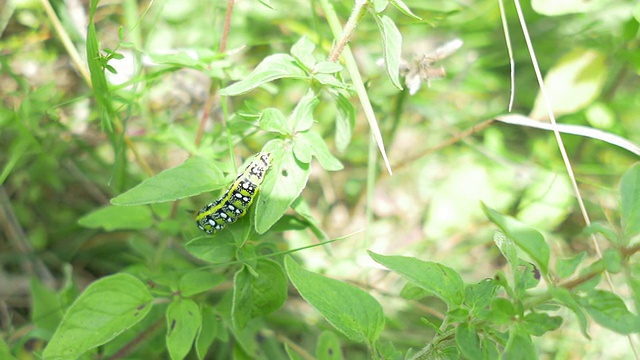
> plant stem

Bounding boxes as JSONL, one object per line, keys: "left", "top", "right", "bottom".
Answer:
{"left": 327, "top": 0, "right": 368, "bottom": 62}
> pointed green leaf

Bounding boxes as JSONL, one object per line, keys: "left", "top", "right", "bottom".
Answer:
{"left": 299, "top": 131, "right": 344, "bottom": 171}
{"left": 523, "top": 312, "right": 562, "bottom": 336}
{"left": 195, "top": 304, "right": 217, "bottom": 360}
{"left": 78, "top": 205, "right": 153, "bottom": 230}
{"left": 580, "top": 290, "right": 640, "bottom": 335}
{"left": 553, "top": 287, "right": 590, "bottom": 338}
{"left": 373, "top": 15, "right": 403, "bottom": 90}
{"left": 259, "top": 108, "right": 290, "bottom": 135}
{"left": 488, "top": 298, "right": 515, "bottom": 325}
{"left": 503, "top": 330, "right": 536, "bottom": 360}
{"left": 285, "top": 256, "right": 384, "bottom": 343}
{"left": 220, "top": 54, "right": 307, "bottom": 96}
{"left": 293, "top": 137, "right": 313, "bottom": 163}
{"left": 314, "top": 73, "right": 347, "bottom": 88}
{"left": 493, "top": 231, "right": 518, "bottom": 267}
{"left": 30, "top": 278, "right": 64, "bottom": 333}
{"left": 368, "top": 251, "right": 464, "bottom": 307}
{"left": 291, "top": 36, "right": 316, "bottom": 70}
{"left": 334, "top": 91, "right": 355, "bottom": 153}
{"left": 232, "top": 259, "right": 287, "bottom": 329}
{"left": 465, "top": 279, "right": 499, "bottom": 317}
{"left": 555, "top": 251, "right": 586, "bottom": 279}
{"left": 584, "top": 222, "right": 619, "bottom": 244}
{"left": 254, "top": 142, "right": 310, "bottom": 234}
{"left": 313, "top": 61, "right": 342, "bottom": 74}
{"left": 184, "top": 236, "right": 236, "bottom": 264}
{"left": 371, "top": 0, "right": 388, "bottom": 13}
{"left": 179, "top": 270, "right": 225, "bottom": 297}
{"left": 389, "top": 0, "right": 422, "bottom": 20}
{"left": 166, "top": 299, "right": 201, "bottom": 360}
{"left": 0, "top": 337, "right": 15, "bottom": 360}
{"left": 483, "top": 204, "right": 550, "bottom": 275}
{"left": 291, "top": 90, "right": 319, "bottom": 132}
{"left": 111, "top": 157, "right": 226, "bottom": 206}
{"left": 42, "top": 274, "right": 152, "bottom": 360}
{"left": 455, "top": 324, "right": 482, "bottom": 360}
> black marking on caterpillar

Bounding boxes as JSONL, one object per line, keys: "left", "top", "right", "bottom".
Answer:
{"left": 195, "top": 152, "right": 273, "bottom": 235}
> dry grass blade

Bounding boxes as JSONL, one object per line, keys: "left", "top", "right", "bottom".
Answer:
{"left": 496, "top": 114, "right": 640, "bottom": 156}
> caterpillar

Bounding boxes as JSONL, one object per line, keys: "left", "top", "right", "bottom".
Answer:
{"left": 195, "top": 152, "right": 273, "bottom": 235}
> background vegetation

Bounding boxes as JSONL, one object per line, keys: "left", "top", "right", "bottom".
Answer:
{"left": 1, "top": 0, "right": 639, "bottom": 359}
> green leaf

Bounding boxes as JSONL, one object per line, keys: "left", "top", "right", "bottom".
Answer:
{"left": 299, "top": 131, "right": 344, "bottom": 171}
{"left": 389, "top": 0, "right": 422, "bottom": 20}
{"left": 78, "top": 205, "right": 153, "bottom": 230}
{"left": 195, "top": 305, "right": 218, "bottom": 360}
{"left": 455, "top": 323, "right": 483, "bottom": 360}
{"left": 254, "top": 142, "right": 311, "bottom": 234}
{"left": 111, "top": 157, "right": 226, "bottom": 206}
{"left": 620, "top": 163, "right": 640, "bottom": 240}
{"left": 580, "top": 290, "right": 640, "bottom": 335}
{"left": 553, "top": 287, "right": 590, "bottom": 338}
{"left": 465, "top": 279, "right": 499, "bottom": 317}
{"left": 291, "top": 36, "right": 316, "bottom": 70}
{"left": 334, "top": 91, "right": 355, "bottom": 153}
{"left": 487, "top": 298, "right": 515, "bottom": 325}
{"left": 291, "top": 90, "right": 319, "bottom": 132}
{"left": 602, "top": 248, "right": 622, "bottom": 273}
{"left": 0, "top": 337, "right": 15, "bottom": 360}
{"left": 184, "top": 236, "right": 236, "bottom": 264}
{"left": 373, "top": 14, "right": 403, "bottom": 90}
{"left": 30, "top": 277, "right": 64, "bottom": 333}
{"left": 314, "top": 73, "right": 347, "bottom": 88}
{"left": 284, "top": 256, "right": 384, "bottom": 343}
{"left": 219, "top": 54, "right": 307, "bottom": 96}
{"left": 522, "top": 312, "right": 562, "bottom": 336}
{"left": 166, "top": 299, "right": 202, "bottom": 360}
{"left": 368, "top": 251, "right": 464, "bottom": 307}
{"left": 313, "top": 61, "right": 342, "bottom": 74}
{"left": 482, "top": 204, "right": 550, "bottom": 276}
{"left": 555, "top": 251, "right": 586, "bottom": 279}
{"left": 179, "top": 270, "right": 225, "bottom": 297}
{"left": 232, "top": 259, "right": 287, "bottom": 329}
{"left": 316, "top": 331, "right": 344, "bottom": 360}
{"left": 503, "top": 330, "right": 536, "bottom": 360}
{"left": 42, "top": 274, "right": 152, "bottom": 360}
{"left": 291, "top": 197, "right": 329, "bottom": 242}
{"left": 399, "top": 282, "right": 430, "bottom": 300}
{"left": 530, "top": 49, "right": 607, "bottom": 119}
{"left": 259, "top": 108, "right": 290, "bottom": 135}
{"left": 493, "top": 231, "right": 518, "bottom": 267}
{"left": 371, "top": 0, "right": 388, "bottom": 13}
{"left": 583, "top": 222, "right": 619, "bottom": 245}
{"left": 514, "top": 260, "right": 540, "bottom": 293}
{"left": 293, "top": 137, "right": 313, "bottom": 163}
{"left": 86, "top": 0, "right": 114, "bottom": 132}
{"left": 377, "top": 341, "right": 404, "bottom": 360}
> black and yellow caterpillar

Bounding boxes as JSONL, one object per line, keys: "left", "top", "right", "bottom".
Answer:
{"left": 195, "top": 152, "right": 273, "bottom": 234}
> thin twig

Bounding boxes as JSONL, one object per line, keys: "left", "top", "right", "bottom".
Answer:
{"left": 219, "top": 0, "right": 236, "bottom": 54}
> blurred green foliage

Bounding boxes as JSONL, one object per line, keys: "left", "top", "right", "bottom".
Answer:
{"left": 1, "top": 0, "right": 639, "bottom": 359}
